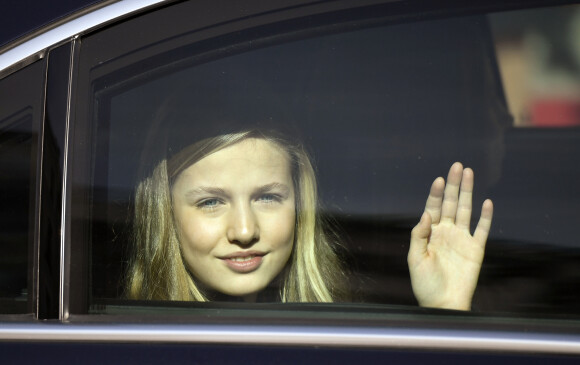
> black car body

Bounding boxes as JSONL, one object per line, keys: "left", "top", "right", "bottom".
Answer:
{"left": 1, "top": 0, "right": 580, "bottom": 363}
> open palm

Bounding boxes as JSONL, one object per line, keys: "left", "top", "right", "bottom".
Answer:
{"left": 407, "top": 162, "right": 493, "bottom": 310}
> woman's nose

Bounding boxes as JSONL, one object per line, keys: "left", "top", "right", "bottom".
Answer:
{"left": 226, "top": 203, "right": 260, "bottom": 245}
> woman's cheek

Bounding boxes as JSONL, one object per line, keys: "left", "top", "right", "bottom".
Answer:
{"left": 268, "top": 205, "right": 296, "bottom": 249}
{"left": 179, "top": 211, "right": 223, "bottom": 254}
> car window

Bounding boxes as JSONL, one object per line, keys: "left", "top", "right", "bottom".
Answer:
{"left": 68, "top": 1, "right": 580, "bottom": 321}
{"left": 0, "top": 60, "right": 45, "bottom": 315}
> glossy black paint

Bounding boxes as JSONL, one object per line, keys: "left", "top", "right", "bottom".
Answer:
{"left": 38, "top": 42, "right": 75, "bottom": 319}
{"left": 1, "top": 341, "right": 579, "bottom": 364}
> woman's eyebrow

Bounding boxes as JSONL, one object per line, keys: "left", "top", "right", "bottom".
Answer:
{"left": 255, "top": 182, "right": 291, "bottom": 196}
{"left": 184, "top": 186, "right": 227, "bottom": 199}
{"left": 183, "top": 183, "right": 290, "bottom": 199}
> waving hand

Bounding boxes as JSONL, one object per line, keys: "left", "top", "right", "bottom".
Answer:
{"left": 407, "top": 162, "right": 493, "bottom": 310}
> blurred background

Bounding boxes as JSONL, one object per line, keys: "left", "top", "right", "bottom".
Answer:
{"left": 490, "top": 4, "right": 580, "bottom": 127}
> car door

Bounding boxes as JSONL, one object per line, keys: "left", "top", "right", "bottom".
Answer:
{"left": 1, "top": 0, "right": 580, "bottom": 363}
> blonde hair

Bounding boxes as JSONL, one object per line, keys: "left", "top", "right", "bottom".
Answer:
{"left": 127, "top": 130, "right": 349, "bottom": 302}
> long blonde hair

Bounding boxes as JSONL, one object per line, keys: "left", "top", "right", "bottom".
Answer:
{"left": 127, "top": 130, "right": 349, "bottom": 302}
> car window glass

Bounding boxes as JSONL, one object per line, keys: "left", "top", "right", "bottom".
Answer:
{"left": 78, "top": 3, "right": 580, "bottom": 320}
{"left": 491, "top": 5, "right": 580, "bottom": 127}
{"left": 0, "top": 61, "right": 44, "bottom": 315}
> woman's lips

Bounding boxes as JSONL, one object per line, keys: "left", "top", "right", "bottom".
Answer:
{"left": 221, "top": 252, "right": 265, "bottom": 273}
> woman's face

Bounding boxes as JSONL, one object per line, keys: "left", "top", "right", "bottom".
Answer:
{"left": 171, "top": 138, "right": 296, "bottom": 301}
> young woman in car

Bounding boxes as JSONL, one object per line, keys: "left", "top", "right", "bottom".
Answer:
{"left": 127, "top": 130, "right": 493, "bottom": 310}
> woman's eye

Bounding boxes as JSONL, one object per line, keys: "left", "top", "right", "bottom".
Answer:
{"left": 257, "top": 194, "right": 281, "bottom": 204}
{"left": 197, "top": 198, "right": 222, "bottom": 210}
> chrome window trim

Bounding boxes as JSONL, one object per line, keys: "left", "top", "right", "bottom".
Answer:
{"left": 59, "top": 38, "right": 78, "bottom": 322}
{"left": 0, "top": 323, "right": 580, "bottom": 354}
{"left": 0, "top": 0, "right": 167, "bottom": 74}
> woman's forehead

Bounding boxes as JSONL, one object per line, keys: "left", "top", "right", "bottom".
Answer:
{"left": 177, "top": 138, "right": 292, "bottom": 183}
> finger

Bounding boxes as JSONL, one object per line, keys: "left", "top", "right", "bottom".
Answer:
{"left": 409, "top": 212, "right": 432, "bottom": 262}
{"left": 441, "top": 162, "right": 463, "bottom": 222}
{"left": 424, "top": 177, "right": 444, "bottom": 224}
{"left": 455, "top": 168, "right": 474, "bottom": 231}
{"left": 473, "top": 199, "right": 493, "bottom": 245}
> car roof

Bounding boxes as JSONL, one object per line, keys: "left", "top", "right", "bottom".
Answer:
{"left": 0, "top": 0, "right": 104, "bottom": 48}
{"left": 0, "top": 0, "right": 165, "bottom": 76}
{"left": 1, "top": 0, "right": 577, "bottom": 78}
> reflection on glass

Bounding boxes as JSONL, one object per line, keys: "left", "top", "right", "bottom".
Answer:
{"left": 88, "top": 8, "right": 580, "bottom": 318}
{"left": 491, "top": 5, "right": 580, "bottom": 127}
{"left": 0, "top": 111, "right": 33, "bottom": 313}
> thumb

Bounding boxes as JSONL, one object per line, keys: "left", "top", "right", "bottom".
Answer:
{"left": 408, "top": 212, "right": 432, "bottom": 263}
